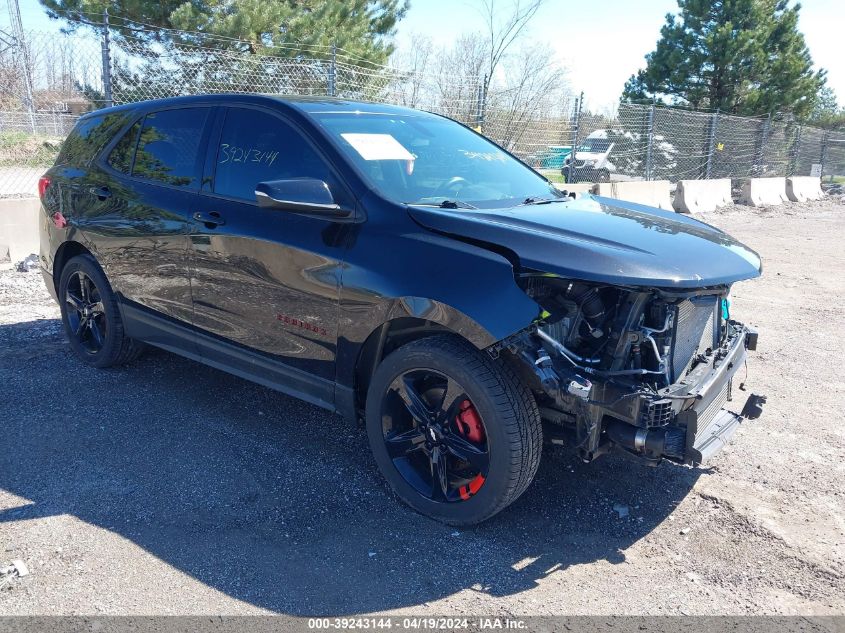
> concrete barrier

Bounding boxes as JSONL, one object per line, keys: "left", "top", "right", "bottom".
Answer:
{"left": 593, "top": 180, "right": 673, "bottom": 210}
{"left": 739, "top": 177, "right": 787, "bottom": 207}
{"left": 0, "top": 197, "right": 41, "bottom": 262}
{"left": 555, "top": 182, "right": 596, "bottom": 196}
{"left": 786, "top": 176, "right": 824, "bottom": 202}
{"left": 673, "top": 178, "right": 732, "bottom": 214}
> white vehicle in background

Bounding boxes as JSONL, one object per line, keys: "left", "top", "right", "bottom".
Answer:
{"left": 562, "top": 130, "right": 615, "bottom": 182}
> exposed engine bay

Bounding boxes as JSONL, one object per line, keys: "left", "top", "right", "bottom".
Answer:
{"left": 492, "top": 273, "right": 766, "bottom": 465}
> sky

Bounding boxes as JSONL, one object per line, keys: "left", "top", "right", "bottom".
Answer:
{"left": 8, "top": 0, "right": 844, "bottom": 112}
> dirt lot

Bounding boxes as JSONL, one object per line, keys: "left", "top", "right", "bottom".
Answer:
{"left": 0, "top": 198, "right": 843, "bottom": 616}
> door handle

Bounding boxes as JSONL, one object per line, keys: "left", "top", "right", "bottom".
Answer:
{"left": 193, "top": 211, "right": 226, "bottom": 228}
{"left": 90, "top": 186, "right": 112, "bottom": 200}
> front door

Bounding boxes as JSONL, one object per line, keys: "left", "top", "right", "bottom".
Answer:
{"left": 189, "top": 106, "right": 352, "bottom": 404}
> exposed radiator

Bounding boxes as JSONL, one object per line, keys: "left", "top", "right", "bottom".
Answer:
{"left": 670, "top": 296, "right": 719, "bottom": 381}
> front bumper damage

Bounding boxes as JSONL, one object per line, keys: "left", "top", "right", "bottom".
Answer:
{"left": 496, "top": 321, "right": 765, "bottom": 466}
{"left": 675, "top": 323, "right": 763, "bottom": 464}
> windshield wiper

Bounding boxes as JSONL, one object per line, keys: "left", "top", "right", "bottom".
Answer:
{"left": 405, "top": 199, "right": 477, "bottom": 210}
{"left": 520, "top": 196, "right": 568, "bottom": 206}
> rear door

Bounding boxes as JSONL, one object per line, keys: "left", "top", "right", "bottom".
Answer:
{"left": 189, "top": 105, "right": 354, "bottom": 404}
{"left": 93, "top": 106, "right": 214, "bottom": 330}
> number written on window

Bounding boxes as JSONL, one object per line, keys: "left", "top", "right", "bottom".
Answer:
{"left": 213, "top": 108, "right": 331, "bottom": 201}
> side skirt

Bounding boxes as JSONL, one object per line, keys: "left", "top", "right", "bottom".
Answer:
{"left": 120, "top": 299, "right": 337, "bottom": 413}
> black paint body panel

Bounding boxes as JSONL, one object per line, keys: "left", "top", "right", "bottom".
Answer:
{"left": 38, "top": 94, "right": 762, "bottom": 417}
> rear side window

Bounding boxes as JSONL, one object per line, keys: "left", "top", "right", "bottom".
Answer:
{"left": 131, "top": 108, "right": 209, "bottom": 188}
{"left": 56, "top": 111, "right": 133, "bottom": 167}
{"left": 107, "top": 121, "right": 140, "bottom": 175}
{"left": 213, "top": 107, "right": 331, "bottom": 201}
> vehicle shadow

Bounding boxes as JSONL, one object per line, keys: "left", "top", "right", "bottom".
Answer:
{"left": 0, "top": 318, "right": 703, "bottom": 615}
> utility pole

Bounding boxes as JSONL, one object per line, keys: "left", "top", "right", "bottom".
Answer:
{"left": 101, "top": 7, "right": 113, "bottom": 108}
{"left": 6, "top": 0, "right": 35, "bottom": 132}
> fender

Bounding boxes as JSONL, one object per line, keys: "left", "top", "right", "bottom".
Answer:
{"left": 335, "top": 224, "right": 541, "bottom": 392}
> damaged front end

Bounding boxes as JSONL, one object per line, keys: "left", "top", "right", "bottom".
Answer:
{"left": 492, "top": 274, "right": 766, "bottom": 466}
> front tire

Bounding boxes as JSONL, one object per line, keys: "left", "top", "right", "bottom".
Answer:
{"left": 58, "top": 254, "right": 144, "bottom": 368}
{"left": 365, "top": 335, "right": 542, "bottom": 525}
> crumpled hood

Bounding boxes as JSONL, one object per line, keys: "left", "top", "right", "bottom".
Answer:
{"left": 408, "top": 195, "right": 762, "bottom": 288}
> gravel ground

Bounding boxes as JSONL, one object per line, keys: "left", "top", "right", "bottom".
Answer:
{"left": 0, "top": 197, "right": 843, "bottom": 616}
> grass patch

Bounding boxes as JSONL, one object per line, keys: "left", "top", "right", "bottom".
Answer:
{"left": 0, "top": 130, "right": 61, "bottom": 168}
{"left": 539, "top": 169, "right": 565, "bottom": 184}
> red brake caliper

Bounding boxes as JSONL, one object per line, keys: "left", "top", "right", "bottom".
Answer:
{"left": 456, "top": 400, "right": 486, "bottom": 500}
{"left": 456, "top": 400, "right": 485, "bottom": 442}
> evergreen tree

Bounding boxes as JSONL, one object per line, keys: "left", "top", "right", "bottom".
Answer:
{"left": 622, "top": 0, "right": 825, "bottom": 118}
{"left": 40, "top": 0, "right": 408, "bottom": 65}
{"left": 808, "top": 86, "right": 844, "bottom": 128}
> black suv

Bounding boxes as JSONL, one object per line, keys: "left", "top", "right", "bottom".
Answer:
{"left": 38, "top": 95, "right": 764, "bottom": 524}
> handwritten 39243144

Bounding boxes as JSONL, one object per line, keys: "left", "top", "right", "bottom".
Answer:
{"left": 218, "top": 143, "right": 279, "bottom": 167}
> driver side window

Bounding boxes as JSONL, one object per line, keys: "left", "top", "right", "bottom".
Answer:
{"left": 213, "top": 108, "right": 332, "bottom": 201}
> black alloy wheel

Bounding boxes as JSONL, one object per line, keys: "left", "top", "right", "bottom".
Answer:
{"left": 64, "top": 269, "right": 107, "bottom": 355}
{"left": 382, "top": 369, "right": 489, "bottom": 503}
{"left": 366, "top": 335, "right": 542, "bottom": 525}
{"left": 58, "top": 254, "right": 145, "bottom": 368}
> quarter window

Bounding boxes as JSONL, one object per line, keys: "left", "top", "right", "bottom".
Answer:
{"left": 57, "top": 111, "right": 134, "bottom": 167}
{"left": 132, "top": 108, "right": 208, "bottom": 188}
{"left": 107, "top": 121, "right": 140, "bottom": 175}
{"left": 213, "top": 108, "right": 331, "bottom": 201}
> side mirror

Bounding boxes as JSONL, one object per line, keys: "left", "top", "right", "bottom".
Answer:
{"left": 255, "top": 178, "right": 350, "bottom": 217}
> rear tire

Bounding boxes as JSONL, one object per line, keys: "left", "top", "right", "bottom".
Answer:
{"left": 365, "top": 335, "right": 542, "bottom": 525}
{"left": 58, "top": 254, "right": 144, "bottom": 368}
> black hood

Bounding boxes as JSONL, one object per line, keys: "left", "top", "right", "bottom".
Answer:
{"left": 408, "top": 195, "right": 762, "bottom": 288}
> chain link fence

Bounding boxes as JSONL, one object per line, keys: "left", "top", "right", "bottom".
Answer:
{"left": 1, "top": 24, "right": 844, "bottom": 197}
{"left": 0, "top": 28, "right": 103, "bottom": 196}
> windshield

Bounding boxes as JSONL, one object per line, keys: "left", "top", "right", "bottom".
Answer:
{"left": 580, "top": 137, "right": 612, "bottom": 153}
{"left": 311, "top": 111, "right": 562, "bottom": 208}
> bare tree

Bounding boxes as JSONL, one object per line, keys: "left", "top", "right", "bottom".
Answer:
{"left": 389, "top": 33, "right": 434, "bottom": 108}
{"left": 431, "top": 32, "right": 486, "bottom": 124}
{"left": 485, "top": 43, "right": 568, "bottom": 152}
{"left": 474, "top": 0, "right": 548, "bottom": 95}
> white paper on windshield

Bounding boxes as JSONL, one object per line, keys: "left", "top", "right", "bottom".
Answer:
{"left": 341, "top": 133, "right": 415, "bottom": 161}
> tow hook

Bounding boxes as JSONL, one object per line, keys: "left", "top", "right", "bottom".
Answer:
{"left": 740, "top": 393, "right": 766, "bottom": 419}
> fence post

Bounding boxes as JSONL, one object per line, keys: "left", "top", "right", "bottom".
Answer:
{"left": 787, "top": 122, "right": 802, "bottom": 176}
{"left": 475, "top": 78, "right": 485, "bottom": 132}
{"left": 753, "top": 113, "right": 771, "bottom": 177}
{"left": 327, "top": 42, "right": 336, "bottom": 97}
{"left": 101, "top": 8, "right": 113, "bottom": 107}
{"left": 820, "top": 130, "right": 829, "bottom": 181}
{"left": 480, "top": 75, "right": 487, "bottom": 132}
{"left": 704, "top": 108, "right": 719, "bottom": 179}
{"left": 566, "top": 91, "right": 583, "bottom": 184}
{"left": 645, "top": 103, "right": 655, "bottom": 181}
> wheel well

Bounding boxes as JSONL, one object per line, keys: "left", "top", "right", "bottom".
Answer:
{"left": 52, "top": 241, "right": 92, "bottom": 292}
{"left": 353, "top": 317, "right": 459, "bottom": 416}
